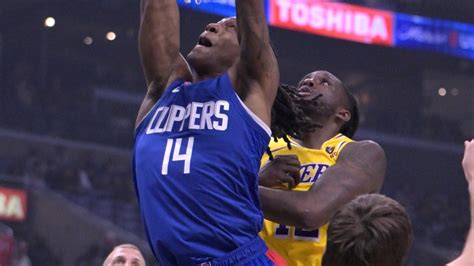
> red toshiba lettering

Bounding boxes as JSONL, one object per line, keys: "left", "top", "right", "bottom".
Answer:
{"left": 270, "top": 0, "right": 394, "bottom": 46}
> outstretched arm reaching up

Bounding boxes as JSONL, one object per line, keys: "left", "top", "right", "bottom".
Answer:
{"left": 448, "top": 139, "right": 474, "bottom": 266}
{"left": 231, "top": 0, "right": 279, "bottom": 127}
{"left": 136, "top": 0, "right": 191, "bottom": 127}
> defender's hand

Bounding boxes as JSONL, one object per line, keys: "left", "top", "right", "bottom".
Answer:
{"left": 259, "top": 155, "right": 301, "bottom": 189}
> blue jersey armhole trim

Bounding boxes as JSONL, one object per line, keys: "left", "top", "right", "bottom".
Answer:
{"left": 221, "top": 73, "right": 272, "bottom": 139}
{"left": 134, "top": 79, "right": 185, "bottom": 137}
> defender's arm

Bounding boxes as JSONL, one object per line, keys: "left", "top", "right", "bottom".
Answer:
{"left": 260, "top": 141, "right": 386, "bottom": 229}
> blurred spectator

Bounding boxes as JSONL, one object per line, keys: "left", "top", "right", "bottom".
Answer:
{"left": 102, "top": 244, "right": 146, "bottom": 266}
{"left": 11, "top": 240, "right": 31, "bottom": 266}
{"left": 0, "top": 223, "right": 14, "bottom": 266}
{"left": 28, "top": 236, "right": 60, "bottom": 266}
{"left": 78, "top": 169, "right": 93, "bottom": 192}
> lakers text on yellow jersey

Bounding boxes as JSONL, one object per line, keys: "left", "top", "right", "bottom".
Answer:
{"left": 259, "top": 134, "right": 352, "bottom": 266}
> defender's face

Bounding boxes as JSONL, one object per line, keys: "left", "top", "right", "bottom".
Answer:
{"left": 187, "top": 17, "right": 240, "bottom": 70}
{"left": 297, "top": 71, "right": 343, "bottom": 105}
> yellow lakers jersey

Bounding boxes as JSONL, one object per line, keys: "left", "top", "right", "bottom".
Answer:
{"left": 259, "top": 134, "right": 353, "bottom": 266}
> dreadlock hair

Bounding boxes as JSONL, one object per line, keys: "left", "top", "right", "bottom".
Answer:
{"left": 339, "top": 85, "right": 359, "bottom": 138}
{"left": 266, "top": 83, "right": 322, "bottom": 160}
{"left": 264, "top": 43, "right": 320, "bottom": 159}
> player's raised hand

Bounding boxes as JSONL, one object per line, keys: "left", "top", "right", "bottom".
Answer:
{"left": 463, "top": 139, "right": 474, "bottom": 184}
{"left": 447, "top": 140, "right": 474, "bottom": 266}
{"left": 259, "top": 155, "right": 301, "bottom": 189}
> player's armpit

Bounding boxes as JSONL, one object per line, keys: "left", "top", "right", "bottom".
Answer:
{"left": 135, "top": 82, "right": 160, "bottom": 128}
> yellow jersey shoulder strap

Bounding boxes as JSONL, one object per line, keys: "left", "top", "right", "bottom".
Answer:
{"left": 321, "top": 134, "right": 353, "bottom": 161}
{"left": 261, "top": 138, "right": 290, "bottom": 163}
{"left": 268, "top": 137, "right": 290, "bottom": 151}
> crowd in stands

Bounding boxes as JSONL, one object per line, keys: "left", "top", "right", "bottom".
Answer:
{"left": 2, "top": 224, "right": 61, "bottom": 266}
{"left": 1, "top": 141, "right": 141, "bottom": 233}
{"left": 393, "top": 183, "right": 469, "bottom": 251}
{"left": 0, "top": 56, "right": 139, "bottom": 147}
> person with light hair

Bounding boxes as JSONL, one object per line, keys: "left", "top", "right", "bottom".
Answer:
{"left": 103, "top": 244, "right": 145, "bottom": 266}
{"left": 322, "top": 193, "right": 412, "bottom": 266}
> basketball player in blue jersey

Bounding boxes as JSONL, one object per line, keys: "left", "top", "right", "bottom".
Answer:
{"left": 133, "top": 0, "right": 283, "bottom": 264}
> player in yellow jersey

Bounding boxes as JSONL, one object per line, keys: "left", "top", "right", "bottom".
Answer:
{"left": 259, "top": 134, "right": 353, "bottom": 265}
{"left": 258, "top": 70, "right": 386, "bottom": 266}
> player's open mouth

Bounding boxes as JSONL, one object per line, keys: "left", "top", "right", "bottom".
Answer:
{"left": 298, "top": 86, "right": 312, "bottom": 96}
{"left": 197, "top": 36, "right": 213, "bottom": 47}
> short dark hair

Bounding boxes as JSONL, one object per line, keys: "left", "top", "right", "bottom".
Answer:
{"left": 338, "top": 84, "right": 359, "bottom": 138}
{"left": 322, "top": 194, "right": 412, "bottom": 266}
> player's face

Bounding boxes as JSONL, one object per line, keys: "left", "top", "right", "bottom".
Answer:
{"left": 297, "top": 71, "right": 343, "bottom": 104}
{"left": 187, "top": 17, "right": 240, "bottom": 72}
{"left": 106, "top": 247, "right": 145, "bottom": 266}
{"left": 296, "top": 71, "right": 346, "bottom": 118}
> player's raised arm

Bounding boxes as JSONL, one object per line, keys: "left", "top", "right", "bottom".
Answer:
{"left": 136, "top": 0, "right": 191, "bottom": 127}
{"left": 448, "top": 139, "right": 474, "bottom": 266}
{"left": 232, "top": 0, "right": 279, "bottom": 126}
{"left": 260, "top": 141, "right": 386, "bottom": 230}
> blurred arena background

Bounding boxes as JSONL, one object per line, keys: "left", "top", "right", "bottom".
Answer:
{"left": 0, "top": 0, "right": 473, "bottom": 265}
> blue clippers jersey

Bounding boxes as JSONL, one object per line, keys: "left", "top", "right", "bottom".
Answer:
{"left": 133, "top": 73, "right": 271, "bottom": 263}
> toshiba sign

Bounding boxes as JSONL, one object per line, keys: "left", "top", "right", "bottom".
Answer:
{"left": 270, "top": 0, "right": 394, "bottom": 46}
{"left": 0, "top": 187, "right": 27, "bottom": 222}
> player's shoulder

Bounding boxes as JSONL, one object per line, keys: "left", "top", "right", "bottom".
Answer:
{"left": 321, "top": 134, "right": 353, "bottom": 154}
{"left": 345, "top": 139, "right": 382, "bottom": 150}
{"left": 340, "top": 139, "right": 384, "bottom": 159}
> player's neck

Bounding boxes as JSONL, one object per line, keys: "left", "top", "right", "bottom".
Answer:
{"left": 192, "top": 65, "right": 229, "bottom": 82}
{"left": 296, "top": 126, "right": 340, "bottom": 150}
{"left": 194, "top": 72, "right": 221, "bottom": 82}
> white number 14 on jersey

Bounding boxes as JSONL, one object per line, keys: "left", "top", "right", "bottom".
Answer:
{"left": 162, "top": 137, "right": 194, "bottom": 175}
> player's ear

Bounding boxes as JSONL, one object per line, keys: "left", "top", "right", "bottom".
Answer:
{"left": 336, "top": 108, "right": 351, "bottom": 123}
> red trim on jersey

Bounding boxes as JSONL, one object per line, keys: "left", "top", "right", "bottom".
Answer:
{"left": 266, "top": 249, "right": 287, "bottom": 266}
